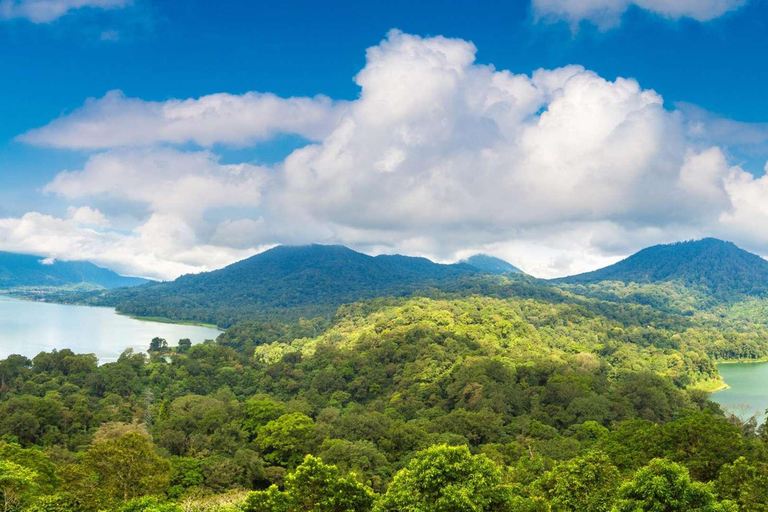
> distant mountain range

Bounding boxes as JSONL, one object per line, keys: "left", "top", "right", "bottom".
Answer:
{"left": 14, "top": 238, "right": 768, "bottom": 327}
{"left": 461, "top": 254, "right": 523, "bottom": 274}
{"left": 90, "top": 245, "right": 492, "bottom": 326}
{"left": 0, "top": 252, "right": 148, "bottom": 290}
{"left": 559, "top": 238, "right": 768, "bottom": 298}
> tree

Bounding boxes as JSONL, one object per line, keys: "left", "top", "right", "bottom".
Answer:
{"left": 715, "top": 456, "right": 768, "bottom": 511}
{"left": 176, "top": 339, "right": 192, "bottom": 354}
{"left": 243, "top": 455, "right": 375, "bottom": 512}
{"left": 0, "top": 460, "right": 37, "bottom": 512}
{"left": 256, "top": 413, "right": 315, "bottom": 467}
{"left": 536, "top": 450, "right": 619, "bottom": 512}
{"left": 0, "top": 443, "right": 57, "bottom": 495}
{"left": 614, "top": 458, "right": 736, "bottom": 512}
{"left": 82, "top": 433, "right": 171, "bottom": 503}
{"left": 242, "top": 399, "right": 285, "bottom": 438}
{"left": 661, "top": 412, "right": 744, "bottom": 481}
{"left": 148, "top": 338, "right": 168, "bottom": 353}
{"left": 375, "top": 444, "right": 515, "bottom": 512}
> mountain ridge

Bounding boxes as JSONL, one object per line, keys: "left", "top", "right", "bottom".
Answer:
{"left": 0, "top": 251, "right": 148, "bottom": 290}
{"left": 558, "top": 238, "right": 768, "bottom": 298}
{"left": 92, "top": 244, "right": 481, "bottom": 326}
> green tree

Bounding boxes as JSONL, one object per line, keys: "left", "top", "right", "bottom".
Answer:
{"left": 176, "top": 339, "right": 192, "bottom": 354}
{"left": 0, "top": 460, "right": 37, "bottom": 512}
{"left": 537, "top": 450, "right": 620, "bottom": 512}
{"left": 243, "top": 455, "right": 375, "bottom": 512}
{"left": 148, "top": 338, "right": 168, "bottom": 353}
{"left": 83, "top": 433, "right": 171, "bottom": 503}
{"left": 242, "top": 398, "right": 285, "bottom": 439}
{"left": 0, "top": 443, "right": 57, "bottom": 494}
{"left": 614, "top": 458, "right": 736, "bottom": 512}
{"left": 256, "top": 413, "right": 315, "bottom": 467}
{"left": 375, "top": 444, "right": 515, "bottom": 512}
{"left": 715, "top": 456, "right": 768, "bottom": 512}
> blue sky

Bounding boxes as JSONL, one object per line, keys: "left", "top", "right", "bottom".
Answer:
{"left": 2, "top": 0, "right": 768, "bottom": 279}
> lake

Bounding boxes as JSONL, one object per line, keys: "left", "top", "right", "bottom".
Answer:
{"left": 713, "top": 361, "right": 768, "bottom": 424}
{"left": 0, "top": 295, "right": 222, "bottom": 363}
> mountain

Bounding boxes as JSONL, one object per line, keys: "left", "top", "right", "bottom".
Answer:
{"left": 95, "top": 244, "right": 478, "bottom": 326}
{"left": 558, "top": 238, "right": 768, "bottom": 298}
{"left": 0, "top": 252, "right": 148, "bottom": 290}
{"left": 461, "top": 254, "right": 522, "bottom": 274}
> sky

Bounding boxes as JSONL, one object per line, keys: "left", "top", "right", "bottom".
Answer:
{"left": 2, "top": 0, "right": 768, "bottom": 280}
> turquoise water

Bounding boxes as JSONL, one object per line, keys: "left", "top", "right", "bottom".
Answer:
{"left": 0, "top": 295, "right": 222, "bottom": 363}
{"left": 713, "top": 362, "right": 768, "bottom": 424}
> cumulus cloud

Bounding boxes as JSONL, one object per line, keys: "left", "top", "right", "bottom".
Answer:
{"left": 0, "top": 148, "right": 271, "bottom": 280}
{"left": 20, "top": 90, "right": 348, "bottom": 149}
{"left": 532, "top": 0, "right": 746, "bottom": 29}
{"left": 0, "top": 0, "right": 129, "bottom": 23}
{"left": 67, "top": 206, "right": 110, "bottom": 227}
{"left": 8, "top": 30, "right": 768, "bottom": 279}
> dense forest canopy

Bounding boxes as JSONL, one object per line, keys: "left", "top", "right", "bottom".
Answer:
{"left": 3, "top": 239, "right": 768, "bottom": 510}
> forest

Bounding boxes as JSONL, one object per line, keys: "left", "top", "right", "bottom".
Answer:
{"left": 2, "top": 280, "right": 768, "bottom": 511}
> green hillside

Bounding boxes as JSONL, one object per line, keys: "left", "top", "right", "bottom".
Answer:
{"left": 88, "top": 245, "right": 477, "bottom": 327}
{"left": 560, "top": 238, "right": 768, "bottom": 297}
{"left": 0, "top": 282, "right": 764, "bottom": 510}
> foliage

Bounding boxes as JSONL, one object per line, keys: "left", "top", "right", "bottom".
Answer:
{"left": 614, "top": 458, "right": 736, "bottom": 512}
{"left": 243, "top": 455, "right": 375, "bottom": 512}
{"left": 375, "top": 444, "right": 515, "bottom": 511}
{"left": 1, "top": 266, "right": 768, "bottom": 510}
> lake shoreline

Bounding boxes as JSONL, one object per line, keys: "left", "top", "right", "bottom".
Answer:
{"left": 1, "top": 292, "right": 222, "bottom": 331}
{"left": 0, "top": 295, "right": 222, "bottom": 363}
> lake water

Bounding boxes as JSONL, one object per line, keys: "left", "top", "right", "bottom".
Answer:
{"left": 713, "top": 362, "right": 768, "bottom": 423}
{"left": 0, "top": 295, "right": 222, "bottom": 363}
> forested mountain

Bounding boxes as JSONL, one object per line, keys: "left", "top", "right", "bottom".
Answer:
{"left": 2, "top": 278, "right": 765, "bottom": 510}
{"left": 461, "top": 254, "right": 523, "bottom": 274}
{"left": 560, "top": 238, "right": 768, "bottom": 298}
{"left": 90, "top": 245, "right": 478, "bottom": 327}
{"left": 0, "top": 251, "right": 148, "bottom": 290}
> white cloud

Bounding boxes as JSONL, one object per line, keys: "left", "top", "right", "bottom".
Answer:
{"left": 0, "top": 211, "right": 265, "bottom": 280}
{"left": 0, "top": 148, "right": 272, "bottom": 280}
{"left": 0, "top": 0, "right": 129, "bottom": 23}
{"left": 532, "top": 0, "right": 746, "bottom": 29}
{"left": 20, "top": 90, "right": 348, "bottom": 149}
{"left": 67, "top": 206, "right": 110, "bottom": 227}
{"left": 8, "top": 30, "right": 768, "bottom": 279}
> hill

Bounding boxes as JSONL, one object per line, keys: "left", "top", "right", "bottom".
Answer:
{"left": 461, "top": 254, "right": 522, "bottom": 274}
{"left": 0, "top": 251, "right": 148, "bottom": 290}
{"left": 92, "top": 244, "right": 478, "bottom": 326}
{"left": 558, "top": 238, "right": 768, "bottom": 298}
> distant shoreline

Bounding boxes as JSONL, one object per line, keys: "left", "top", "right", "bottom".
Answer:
{"left": 1, "top": 293, "right": 222, "bottom": 331}
{"left": 718, "top": 357, "right": 768, "bottom": 365}
{"left": 115, "top": 311, "right": 222, "bottom": 330}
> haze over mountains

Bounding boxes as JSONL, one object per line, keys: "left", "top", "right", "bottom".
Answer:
{"left": 0, "top": 251, "right": 148, "bottom": 290}
{"left": 460, "top": 254, "right": 523, "bottom": 275}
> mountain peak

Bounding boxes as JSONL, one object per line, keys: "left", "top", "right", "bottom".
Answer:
{"left": 105, "top": 244, "right": 478, "bottom": 326}
{"left": 461, "top": 254, "right": 522, "bottom": 274}
{"left": 560, "top": 238, "right": 768, "bottom": 297}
